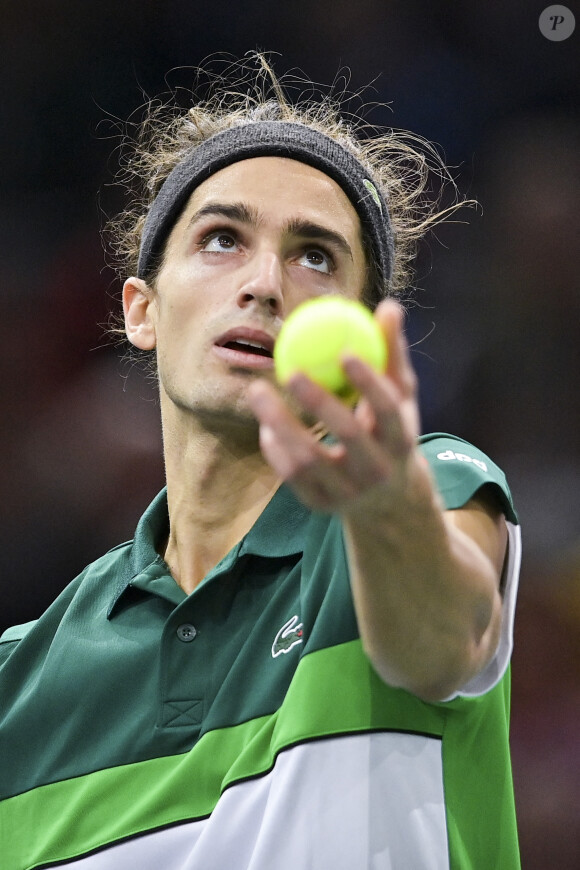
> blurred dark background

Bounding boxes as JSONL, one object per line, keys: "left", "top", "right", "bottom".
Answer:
{"left": 1, "top": 1, "right": 579, "bottom": 865}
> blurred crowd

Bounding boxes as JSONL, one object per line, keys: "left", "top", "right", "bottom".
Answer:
{"left": 1, "top": 1, "right": 579, "bottom": 865}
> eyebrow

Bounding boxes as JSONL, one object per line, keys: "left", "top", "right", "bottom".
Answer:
{"left": 188, "top": 202, "right": 354, "bottom": 261}
{"left": 284, "top": 218, "right": 353, "bottom": 261}
{"left": 189, "top": 202, "right": 258, "bottom": 227}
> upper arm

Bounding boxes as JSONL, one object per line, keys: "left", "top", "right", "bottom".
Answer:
{"left": 444, "top": 487, "right": 509, "bottom": 589}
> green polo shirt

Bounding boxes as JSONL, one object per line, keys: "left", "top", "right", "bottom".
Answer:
{"left": 0, "top": 434, "right": 521, "bottom": 870}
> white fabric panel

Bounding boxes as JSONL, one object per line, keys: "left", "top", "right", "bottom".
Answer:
{"left": 56, "top": 732, "right": 449, "bottom": 870}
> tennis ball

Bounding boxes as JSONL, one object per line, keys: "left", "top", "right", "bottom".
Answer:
{"left": 274, "top": 297, "right": 388, "bottom": 404}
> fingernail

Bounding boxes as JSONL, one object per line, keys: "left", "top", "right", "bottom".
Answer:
{"left": 341, "top": 355, "right": 365, "bottom": 376}
{"left": 260, "top": 424, "right": 276, "bottom": 447}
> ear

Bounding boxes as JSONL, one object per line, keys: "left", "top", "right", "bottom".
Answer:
{"left": 123, "top": 277, "right": 157, "bottom": 350}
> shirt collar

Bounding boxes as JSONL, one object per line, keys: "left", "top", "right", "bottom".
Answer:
{"left": 107, "top": 484, "right": 312, "bottom": 618}
{"left": 239, "top": 483, "right": 311, "bottom": 558}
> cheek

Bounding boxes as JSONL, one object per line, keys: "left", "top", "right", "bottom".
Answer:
{"left": 152, "top": 299, "right": 198, "bottom": 373}
{"left": 154, "top": 271, "right": 201, "bottom": 332}
{"left": 155, "top": 293, "right": 223, "bottom": 382}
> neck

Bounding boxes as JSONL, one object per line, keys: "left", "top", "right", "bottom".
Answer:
{"left": 161, "top": 403, "right": 281, "bottom": 595}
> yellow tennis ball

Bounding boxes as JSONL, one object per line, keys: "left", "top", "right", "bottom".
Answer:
{"left": 274, "top": 297, "right": 388, "bottom": 404}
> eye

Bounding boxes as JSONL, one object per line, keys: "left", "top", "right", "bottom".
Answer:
{"left": 201, "top": 231, "right": 239, "bottom": 253}
{"left": 298, "top": 248, "right": 333, "bottom": 274}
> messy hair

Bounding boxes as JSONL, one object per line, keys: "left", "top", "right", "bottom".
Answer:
{"left": 105, "top": 54, "right": 469, "bottom": 338}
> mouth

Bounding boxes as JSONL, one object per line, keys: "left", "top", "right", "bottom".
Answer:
{"left": 213, "top": 327, "right": 275, "bottom": 370}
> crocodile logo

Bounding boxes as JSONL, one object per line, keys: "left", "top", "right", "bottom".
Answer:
{"left": 272, "top": 615, "right": 304, "bottom": 658}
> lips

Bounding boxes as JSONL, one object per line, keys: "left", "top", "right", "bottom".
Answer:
{"left": 213, "top": 327, "right": 276, "bottom": 370}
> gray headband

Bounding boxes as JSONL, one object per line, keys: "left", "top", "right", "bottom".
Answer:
{"left": 137, "top": 121, "right": 394, "bottom": 291}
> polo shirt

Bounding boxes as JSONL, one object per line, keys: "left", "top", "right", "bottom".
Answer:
{"left": 0, "top": 433, "right": 522, "bottom": 870}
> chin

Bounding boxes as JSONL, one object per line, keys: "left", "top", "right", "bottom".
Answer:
{"left": 177, "top": 385, "right": 261, "bottom": 433}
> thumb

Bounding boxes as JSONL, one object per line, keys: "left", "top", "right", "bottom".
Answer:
{"left": 374, "top": 300, "right": 418, "bottom": 398}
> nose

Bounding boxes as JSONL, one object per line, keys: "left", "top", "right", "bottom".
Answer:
{"left": 236, "top": 250, "right": 283, "bottom": 315}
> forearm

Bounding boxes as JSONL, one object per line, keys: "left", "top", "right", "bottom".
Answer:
{"left": 248, "top": 302, "right": 508, "bottom": 703}
{"left": 341, "top": 454, "right": 504, "bottom": 702}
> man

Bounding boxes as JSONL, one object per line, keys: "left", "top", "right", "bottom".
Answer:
{"left": 0, "top": 67, "right": 521, "bottom": 869}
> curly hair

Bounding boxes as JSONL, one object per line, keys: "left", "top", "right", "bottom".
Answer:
{"left": 105, "top": 54, "right": 469, "bottom": 342}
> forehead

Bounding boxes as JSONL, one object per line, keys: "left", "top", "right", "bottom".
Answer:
{"left": 175, "top": 155, "right": 363, "bottom": 238}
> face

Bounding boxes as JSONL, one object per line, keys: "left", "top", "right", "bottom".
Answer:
{"left": 124, "top": 156, "right": 368, "bottom": 431}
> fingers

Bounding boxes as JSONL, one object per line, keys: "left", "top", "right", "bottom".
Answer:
{"left": 248, "top": 378, "right": 352, "bottom": 510}
{"left": 248, "top": 367, "right": 407, "bottom": 509}
{"left": 374, "top": 299, "right": 419, "bottom": 399}
{"left": 279, "top": 299, "right": 416, "bottom": 447}
{"left": 341, "top": 356, "right": 416, "bottom": 458}
{"left": 248, "top": 379, "right": 344, "bottom": 478}
{"left": 247, "top": 298, "right": 421, "bottom": 512}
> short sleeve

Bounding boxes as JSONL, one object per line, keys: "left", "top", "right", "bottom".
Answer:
{"left": 418, "top": 433, "right": 518, "bottom": 523}
{"left": 0, "top": 620, "right": 38, "bottom": 667}
{"left": 418, "top": 433, "right": 521, "bottom": 699}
